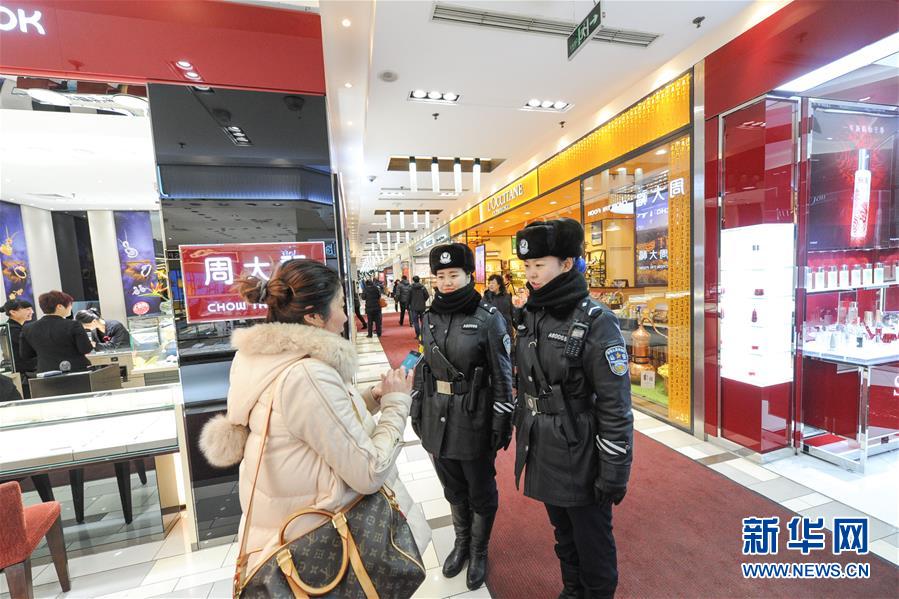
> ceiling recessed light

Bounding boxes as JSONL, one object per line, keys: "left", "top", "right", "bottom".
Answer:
{"left": 412, "top": 89, "right": 427, "bottom": 99}
{"left": 655, "top": 148, "right": 668, "bottom": 155}
{"left": 443, "top": 92, "right": 458, "bottom": 101}
{"left": 859, "top": 96, "right": 872, "bottom": 102}
{"left": 553, "top": 101, "right": 567, "bottom": 110}
{"left": 344, "top": 82, "right": 353, "bottom": 88}
{"left": 527, "top": 98, "right": 541, "bottom": 108}
{"left": 341, "top": 18, "right": 351, "bottom": 27}
{"left": 185, "top": 71, "right": 201, "bottom": 79}
{"left": 524, "top": 211, "right": 531, "bottom": 215}
{"left": 549, "top": 201, "right": 557, "bottom": 205}
{"left": 541, "top": 100, "right": 554, "bottom": 108}
{"left": 427, "top": 90, "right": 442, "bottom": 100}
{"left": 347, "top": 121, "right": 353, "bottom": 126}
{"left": 228, "top": 126, "right": 241, "bottom": 132}
{"left": 585, "top": 186, "right": 593, "bottom": 191}
{"left": 176, "top": 60, "right": 193, "bottom": 70}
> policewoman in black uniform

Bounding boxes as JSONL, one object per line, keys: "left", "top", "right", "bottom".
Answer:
{"left": 411, "top": 242, "right": 514, "bottom": 590}
{"left": 513, "top": 218, "right": 633, "bottom": 599}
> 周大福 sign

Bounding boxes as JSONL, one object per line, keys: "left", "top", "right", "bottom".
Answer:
{"left": 179, "top": 242, "right": 326, "bottom": 323}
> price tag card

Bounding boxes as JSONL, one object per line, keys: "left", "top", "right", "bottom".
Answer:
{"left": 641, "top": 370, "right": 656, "bottom": 389}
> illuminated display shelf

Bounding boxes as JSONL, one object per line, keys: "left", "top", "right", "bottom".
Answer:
{"left": 805, "top": 281, "right": 899, "bottom": 295}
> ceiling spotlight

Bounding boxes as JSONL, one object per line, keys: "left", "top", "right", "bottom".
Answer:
{"left": 228, "top": 126, "right": 241, "bottom": 132}
{"left": 431, "top": 157, "right": 440, "bottom": 193}
{"left": 185, "top": 71, "right": 201, "bottom": 80}
{"left": 443, "top": 92, "right": 458, "bottom": 101}
{"left": 412, "top": 89, "right": 427, "bottom": 99}
{"left": 528, "top": 98, "right": 541, "bottom": 108}
{"left": 427, "top": 90, "right": 442, "bottom": 100}
{"left": 549, "top": 201, "right": 558, "bottom": 205}
{"left": 541, "top": 100, "right": 553, "bottom": 109}
{"left": 176, "top": 60, "right": 193, "bottom": 70}
{"left": 341, "top": 18, "right": 352, "bottom": 27}
{"left": 553, "top": 101, "right": 567, "bottom": 110}
{"left": 453, "top": 158, "right": 462, "bottom": 195}
{"left": 344, "top": 82, "right": 353, "bottom": 88}
{"left": 655, "top": 148, "right": 668, "bottom": 155}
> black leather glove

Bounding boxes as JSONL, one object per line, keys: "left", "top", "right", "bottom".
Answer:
{"left": 491, "top": 416, "right": 512, "bottom": 452}
{"left": 594, "top": 479, "right": 627, "bottom": 506}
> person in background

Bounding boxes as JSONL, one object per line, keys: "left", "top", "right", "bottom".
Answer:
{"left": 411, "top": 243, "right": 514, "bottom": 591}
{"left": 513, "top": 218, "right": 633, "bottom": 599}
{"left": 199, "top": 258, "right": 429, "bottom": 576}
{"left": 504, "top": 272, "right": 517, "bottom": 295}
{"left": 20, "top": 291, "right": 93, "bottom": 373}
{"left": 392, "top": 279, "right": 400, "bottom": 310}
{"left": 1, "top": 299, "right": 36, "bottom": 373}
{"left": 397, "top": 275, "right": 412, "bottom": 327}
{"left": 408, "top": 275, "right": 430, "bottom": 339}
{"left": 0, "top": 373, "right": 21, "bottom": 402}
{"left": 350, "top": 279, "right": 367, "bottom": 331}
{"left": 363, "top": 279, "right": 384, "bottom": 338}
{"left": 483, "top": 274, "right": 513, "bottom": 336}
{"left": 75, "top": 308, "right": 131, "bottom": 351}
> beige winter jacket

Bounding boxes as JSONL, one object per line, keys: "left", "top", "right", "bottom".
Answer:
{"left": 199, "top": 322, "right": 430, "bottom": 573}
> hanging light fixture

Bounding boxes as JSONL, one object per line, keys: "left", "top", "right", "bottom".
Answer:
{"left": 405, "top": 231, "right": 410, "bottom": 243}
{"left": 409, "top": 156, "right": 418, "bottom": 192}
{"left": 473, "top": 158, "right": 481, "bottom": 193}
{"left": 413, "top": 211, "right": 419, "bottom": 228}
{"left": 453, "top": 158, "right": 462, "bottom": 194}
{"left": 376, "top": 231, "right": 381, "bottom": 244}
{"left": 395, "top": 232, "right": 401, "bottom": 247}
{"left": 431, "top": 157, "right": 440, "bottom": 192}
{"left": 425, "top": 211, "right": 431, "bottom": 228}
{"left": 386, "top": 211, "right": 392, "bottom": 229}
{"left": 399, "top": 211, "right": 405, "bottom": 229}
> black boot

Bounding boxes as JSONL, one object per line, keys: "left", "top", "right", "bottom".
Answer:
{"left": 466, "top": 511, "right": 495, "bottom": 590}
{"left": 442, "top": 503, "right": 471, "bottom": 578}
{"left": 558, "top": 560, "right": 584, "bottom": 599}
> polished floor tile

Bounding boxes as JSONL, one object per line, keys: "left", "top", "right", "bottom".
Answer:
{"left": 747, "top": 477, "right": 813, "bottom": 503}
{"left": 33, "top": 540, "right": 164, "bottom": 586}
{"left": 142, "top": 544, "right": 231, "bottom": 586}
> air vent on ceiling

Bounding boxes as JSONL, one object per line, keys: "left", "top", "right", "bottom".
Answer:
{"left": 432, "top": 3, "right": 659, "bottom": 48}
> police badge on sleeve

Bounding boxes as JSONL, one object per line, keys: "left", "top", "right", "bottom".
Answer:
{"left": 605, "top": 345, "right": 629, "bottom": 376}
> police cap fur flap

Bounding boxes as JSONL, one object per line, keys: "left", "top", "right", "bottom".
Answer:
{"left": 515, "top": 218, "right": 584, "bottom": 260}
{"left": 429, "top": 243, "right": 475, "bottom": 274}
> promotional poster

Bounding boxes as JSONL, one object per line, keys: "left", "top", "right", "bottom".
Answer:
{"left": 0, "top": 201, "right": 34, "bottom": 305}
{"left": 113, "top": 211, "right": 164, "bottom": 317}
{"left": 635, "top": 184, "right": 670, "bottom": 287}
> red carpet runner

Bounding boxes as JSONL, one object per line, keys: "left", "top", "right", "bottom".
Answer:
{"left": 371, "top": 311, "right": 899, "bottom": 598}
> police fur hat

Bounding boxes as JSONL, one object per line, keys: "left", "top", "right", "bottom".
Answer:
{"left": 429, "top": 243, "right": 475, "bottom": 274}
{"left": 515, "top": 218, "right": 584, "bottom": 260}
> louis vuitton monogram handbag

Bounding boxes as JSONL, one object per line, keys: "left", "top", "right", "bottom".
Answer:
{"left": 233, "top": 365, "right": 426, "bottom": 599}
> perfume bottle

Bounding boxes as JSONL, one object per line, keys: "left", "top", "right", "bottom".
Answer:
{"left": 850, "top": 149, "right": 872, "bottom": 247}
{"left": 839, "top": 264, "right": 850, "bottom": 288}
{"left": 863, "top": 263, "right": 874, "bottom": 286}
{"left": 827, "top": 266, "right": 838, "bottom": 289}
{"left": 815, "top": 266, "right": 826, "bottom": 289}
{"left": 875, "top": 262, "right": 885, "bottom": 285}
{"left": 805, "top": 266, "right": 814, "bottom": 289}
{"left": 751, "top": 308, "right": 758, "bottom": 323}
{"left": 847, "top": 301, "right": 859, "bottom": 325}
{"left": 851, "top": 264, "right": 862, "bottom": 287}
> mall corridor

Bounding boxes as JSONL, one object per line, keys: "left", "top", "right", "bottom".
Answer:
{"left": 1, "top": 1, "right": 898, "bottom": 598}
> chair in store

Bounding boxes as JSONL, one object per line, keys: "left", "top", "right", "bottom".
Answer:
{"left": 0, "top": 481, "right": 70, "bottom": 598}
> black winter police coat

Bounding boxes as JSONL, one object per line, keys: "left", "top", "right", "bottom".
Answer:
{"left": 514, "top": 297, "right": 633, "bottom": 507}
{"left": 412, "top": 303, "right": 514, "bottom": 460}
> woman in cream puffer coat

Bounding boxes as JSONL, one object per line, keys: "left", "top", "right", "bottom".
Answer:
{"left": 199, "top": 260, "right": 430, "bottom": 575}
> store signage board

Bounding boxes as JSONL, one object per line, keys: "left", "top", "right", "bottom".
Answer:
{"left": 567, "top": 1, "right": 602, "bottom": 61}
{"left": 478, "top": 170, "right": 539, "bottom": 222}
{"left": 179, "top": 242, "right": 326, "bottom": 324}
{"left": 0, "top": 5, "right": 46, "bottom": 35}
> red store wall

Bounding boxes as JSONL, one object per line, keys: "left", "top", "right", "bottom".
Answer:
{"left": 0, "top": 0, "right": 325, "bottom": 94}
{"left": 703, "top": 0, "right": 899, "bottom": 440}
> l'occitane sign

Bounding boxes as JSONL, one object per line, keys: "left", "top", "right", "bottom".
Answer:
{"left": 450, "top": 170, "right": 537, "bottom": 236}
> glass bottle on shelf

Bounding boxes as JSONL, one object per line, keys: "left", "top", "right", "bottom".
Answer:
{"left": 874, "top": 262, "right": 884, "bottom": 285}
{"left": 839, "top": 264, "right": 850, "bottom": 288}
{"left": 851, "top": 264, "right": 862, "bottom": 287}
{"left": 847, "top": 301, "right": 859, "bottom": 326}
{"left": 863, "top": 263, "right": 874, "bottom": 286}
{"left": 826, "top": 266, "right": 838, "bottom": 289}
{"left": 815, "top": 266, "right": 826, "bottom": 289}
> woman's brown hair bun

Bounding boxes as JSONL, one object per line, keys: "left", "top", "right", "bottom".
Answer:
{"left": 235, "top": 259, "right": 340, "bottom": 325}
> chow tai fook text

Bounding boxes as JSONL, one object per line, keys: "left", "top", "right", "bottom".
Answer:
{"left": 179, "top": 242, "right": 326, "bottom": 324}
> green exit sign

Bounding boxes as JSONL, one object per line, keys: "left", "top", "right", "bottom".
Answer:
{"left": 567, "top": 2, "right": 603, "bottom": 60}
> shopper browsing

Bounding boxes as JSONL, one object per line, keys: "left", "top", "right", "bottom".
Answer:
{"left": 199, "top": 259, "right": 429, "bottom": 577}
{"left": 75, "top": 308, "right": 132, "bottom": 350}
{"left": 396, "top": 275, "right": 412, "bottom": 327}
{"left": 20, "top": 291, "right": 93, "bottom": 373}
{"left": 1, "top": 299, "right": 36, "bottom": 373}
{"left": 407, "top": 275, "right": 430, "bottom": 338}
{"left": 512, "top": 218, "right": 633, "bottom": 599}
{"left": 362, "top": 279, "right": 384, "bottom": 337}
{"left": 410, "top": 243, "right": 514, "bottom": 590}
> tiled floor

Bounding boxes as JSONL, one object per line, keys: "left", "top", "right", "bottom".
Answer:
{"left": 5, "top": 330, "right": 896, "bottom": 598}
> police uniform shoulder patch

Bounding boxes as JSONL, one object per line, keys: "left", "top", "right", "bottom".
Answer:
{"left": 604, "top": 345, "right": 629, "bottom": 376}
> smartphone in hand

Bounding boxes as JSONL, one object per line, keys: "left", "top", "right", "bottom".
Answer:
{"left": 400, "top": 350, "right": 423, "bottom": 374}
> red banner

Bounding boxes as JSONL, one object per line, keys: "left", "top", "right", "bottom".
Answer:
{"left": 179, "top": 242, "right": 326, "bottom": 324}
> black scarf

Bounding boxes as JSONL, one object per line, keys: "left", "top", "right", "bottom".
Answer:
{"left": 431, "top": 279, "right": 482, "bottom": 315}
{"left": 526, "top": 269, "right": 589, "bottom": 318}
